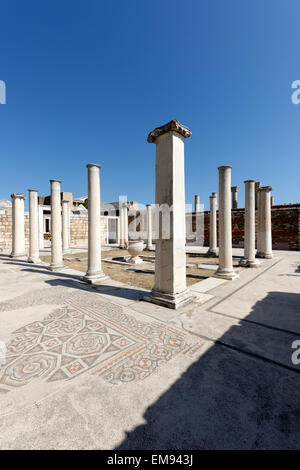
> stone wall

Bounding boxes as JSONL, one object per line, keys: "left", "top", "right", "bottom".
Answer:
{"left": 187, "top": 204, "right": 300, "bottom": 250}
{"left": 70, "top": 213, "right": 107, "bottom": 246}
{"left": 0, "top": 209, "right": 29, "bottom": 252}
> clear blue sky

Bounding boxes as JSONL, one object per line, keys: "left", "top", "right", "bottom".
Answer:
{"left": 1, "top": 0, "right": 299, "bottom": 210}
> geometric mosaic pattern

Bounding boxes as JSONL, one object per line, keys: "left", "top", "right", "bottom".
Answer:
{"left": 0, "top": 297, "right": 203, "bottom": 392}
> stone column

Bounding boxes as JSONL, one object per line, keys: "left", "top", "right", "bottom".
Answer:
{"left": 255, "top": 182, "right": 262, "bottom": 209}
{"left": 62, "top": 200, "right": 70, "bottom": 253}
{"left": 145, "top": 119, "right": 195, "bottom": 309}
{"left": 28, "top": 189, "right": 41, "bottom": 263}
{"left": 271, "top": 196, "right": 274, "bottom": 207}
{"left": 256, "top": 186, "right": 273, "bottom": 259}
{"left": 83, "top": 164, "right": 107, "bottom": 283}
{"left": 194, "top": 195, "right": 200, "bottom": 213}
{"left": 119, "top": 201, "right": 125, "bottom": 248}
{"left": 240, "top": 180, "right": 259, "bottom": 267}
{"left": 10, "top": 194, "right": 26, "bottom": 258}
{"left": 124, "top": 204, "right": 129, "bottom": 244}
{"left": 48, "top": 180, "right": 64, "bottom": 271}
{"left": 231, "top": 186, "right": 239, "bottom": 209}
{"left": 38, "top": 205, "right": 44, "bottom": 249}
{"left": 214, "top": 166, "right": 238, "bottom": 280}
{"left": 146, "top": 204, "right": 153, "bottom": 250}
{"left": 206, "top": 192, "right": 218, "bottom": 256}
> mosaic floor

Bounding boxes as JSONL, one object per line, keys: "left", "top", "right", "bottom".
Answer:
{"left": 0, "top": 296, "right": 203, "bottom": 391}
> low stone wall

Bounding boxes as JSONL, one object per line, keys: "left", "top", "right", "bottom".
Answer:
{"left": 70, "top": 213, "right": 107, "bottom": 246}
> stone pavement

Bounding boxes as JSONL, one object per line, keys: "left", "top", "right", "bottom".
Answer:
{"left": 0, "top": 249, "right": 299, "bottom": 449}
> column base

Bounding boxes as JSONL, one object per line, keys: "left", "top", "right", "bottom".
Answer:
{"left": 213, "top": 268, "right": 239, "bottom": 280}
{"left": 239, "top": 258, "right": 260, "bottom": 268}
{"left": 81, "top": 271, "right": 108, "bottom": 284}
{"left": 256, "top": 252, "right": 273, "bottom": 259}
{"left": 10, "top": 252, "right": 27, "bottom": 259}
{"left": 28, "top": 257, "right": 41, "bottom": 264}
{"left": 146, "top": 244, "right": 154, "bottom": 251}
{"left": 62, "top": 249, "right": 70, "bottom": 254}
{"left": 206, "top": 248, "right": 218, "bottom": 257}
{"left": 144, "top": 288, "right": 196, "bottom": 310}
{"left": 47, "top": 263, "right": 65, "bottom": 271}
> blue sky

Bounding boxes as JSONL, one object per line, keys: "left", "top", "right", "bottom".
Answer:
{"left": 0, "top": 0, "right": 299, "bottom": 210}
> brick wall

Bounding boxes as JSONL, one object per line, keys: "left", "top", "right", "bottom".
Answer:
{"left": 190, "top": 204, "right": 300, "bottom": 250}
{"left": 70, "top": 213, "right": 107, "bottom": 246}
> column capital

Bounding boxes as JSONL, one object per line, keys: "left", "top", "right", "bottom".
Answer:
{"left": 146, "top": 204, "right": 152, "bottom": 208}
{"left": 218, "top": 165, "right": 232, "bottom": 171}
{"left": 210, "top": 192, "right": 217, "bottom": 198}
{"left": 49, "top": 179, "right": 61, "bottom": 184}
{"left": 86, "top": 163, "right": 101, "bottom": 169}
{"left": 259, "top": 186, "right": 272, "bottom": 192}
{"left": 147, "top": 119, "right": 192, "bottom": 143}
{"left": 11, "top": 193, "right": 26, "bottom": 200}
{"left": 28, "top": 189, "right": 38, "bottom": 192}
{"left": 231, "top": 186, "right": 239, "bottom": 192}
{"left": 244, "top": 180, "right": 255, "bottom": 184}
{"left": 255, "top": 181, "right": 262, "bottom": 188}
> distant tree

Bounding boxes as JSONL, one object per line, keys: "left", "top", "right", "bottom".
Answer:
{"left": 83, "top": 198, "right": 88, "bottom": 209}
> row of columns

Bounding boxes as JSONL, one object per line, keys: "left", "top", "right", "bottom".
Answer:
{"left": 9, "top": 164, "right": 105, "bottom": 283}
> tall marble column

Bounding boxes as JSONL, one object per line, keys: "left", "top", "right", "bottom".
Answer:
{"left": 28, "top": 189, "right": 41, "bottom": 263}
{"left": 214, "top": 166, "right": 238, "bottom": 280}
{"left": 271, "top": 196, "right": 274, "bottom": 207}
{"left": 240, "top": 180, "right": 259, "bottom": 267}
{"left": 255, "top": 182, "right": 262, "bottom": 210}
{"left": 83, "top": 164, "right": 107, "bottom": 283}
{"left": 231, "top": 186, "right": 239, "bottom": 209}
{"left": 194, "top": 195, "right": 200, "bottom": 213}
{"left": 146, "top": 204, "right": 153, "bottom": 250}
{"left": 119, "top": 201, "right": 125, "bottom": 248}
{"left": 62, "top": 200, "right": 70, "bottom": 253}
{"left": 256, "top": 186, "right": 273, "bottom": 259}
{"left": 206, "top": 192, "right": 218, "bottom": 257}
{"left": 48, "top": 180, "right": 64, "bottom": 271}
{"left": 145, "top": 119, "right": 195, "bottom": 309}
{"left": 10, "top": 194, "right": 26, "bottom": 258}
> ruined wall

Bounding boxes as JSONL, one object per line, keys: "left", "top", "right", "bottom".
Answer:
{"left": 192, "top": 204, "right": 300, "bottom": 250}
{"left": 70, "top": 213, "right": 107, "bottom": 246}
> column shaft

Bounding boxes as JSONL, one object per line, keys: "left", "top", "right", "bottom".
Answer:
{"left": 207, "top": 192, "right": 218, "bottom": 256}
{"left": 48, "top": 180, "right": 64, "bottom": 270}
{"left": 146, "top": 204, "right": 153, "bottom": 250}
{"left": 194, "top": 195, "right": 200, "bottom": 213}
{"left": 214, "top": 166, "right": 237, "bottom": 280}
{"left": 83, "top": 164, "right": 106, "bottom": 283}
{"left": 256, "top": 186, "right": 273, "bottom": 259}
{"left": 10, "top": 194, "right": 26, "bottom": 258}
{"left": 28, "top": 190, "right": 41, "bottom": 263}
{"left": 240, "top": 181, "right": 259, "bottom": 267}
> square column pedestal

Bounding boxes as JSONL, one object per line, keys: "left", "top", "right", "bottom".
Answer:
{"left": 144, "top": 119, "right": 195, "bottom": 309}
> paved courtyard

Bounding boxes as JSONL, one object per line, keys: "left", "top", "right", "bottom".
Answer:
{"left": 0, "top": 249, "right": 299, "bottom": 449}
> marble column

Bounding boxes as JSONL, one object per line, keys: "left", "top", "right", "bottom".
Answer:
{"left": 48, "top": 180, "right": 64, "bottom": 271}
{"left": 62, "top": 200, "right": 70, "bottom": 253}
{"left": 256, "top": 186, "right": 273, "bottom": 259}
{"left": 10, "top": 194, "right": 26, "bottom": 258}
{"left": 145, "top": 119, "right": 195, "bottom": 309}
{"left": 119, "top": 201, "right": 125, "bottom": 248}
{"left": 231, "top": 186, "right": 239, "bottom": 209}
{"left": 28, "top": 189, "right": 41, "bottom": 263}
{"left": 255, "top": 182, "right": 262, "bottom": 210}
{"left": 271, "top": 196, "right": 274, "bottom": 207}
{"left": 214, "top": 166, "right": 238, "bottom": 280}
{"left": 146, "top": 204, "right": 153, "bottom": 250}
{"left": 83, "top": 164, "right": 107, "bottom": 283}
{"left": 194, "top": 195, "right": 200, "bottom": 213}
{"left": 206, "top": 192, "right": 218, "bottom": 256}
{"left": 240, "top": 180, "right": 259, "bottom": 267}
{"left": 123, "top": 204, "right": 129, "bottom": 245}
